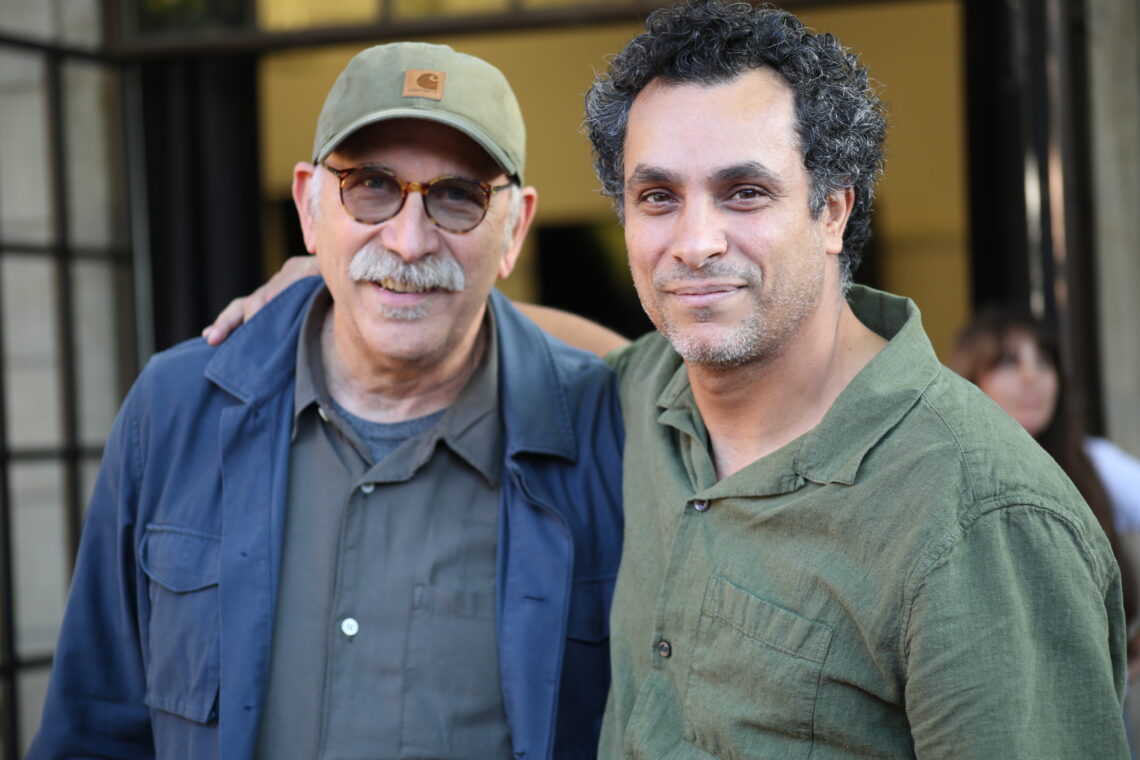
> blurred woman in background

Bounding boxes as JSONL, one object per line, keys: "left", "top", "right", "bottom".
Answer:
{"left": 951, "top": 307, "right": 1140, "bottom": 639}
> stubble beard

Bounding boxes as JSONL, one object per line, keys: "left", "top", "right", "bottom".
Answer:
{"left": 641, "top": 259, "right": 825, "bottom": 371}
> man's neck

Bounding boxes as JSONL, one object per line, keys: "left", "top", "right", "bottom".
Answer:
{"left": 319, "top": 306, "right": 488, "bottom": 424}
{"left": 687, "top": 294, "right": 887, "bottom": 480}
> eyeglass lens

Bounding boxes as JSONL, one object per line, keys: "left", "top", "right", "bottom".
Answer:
{"left": 340, "top": 169, "right": 490, "bottom": 232}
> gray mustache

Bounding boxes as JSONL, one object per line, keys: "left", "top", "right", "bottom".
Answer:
{"left": 348, "top": 243, "right": 466, "bottom": 292}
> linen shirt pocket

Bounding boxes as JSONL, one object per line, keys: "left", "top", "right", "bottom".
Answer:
{"left": 684, "top": 576, "right": 832, "bottom": 760}
{"left": 138, "top": 524, "right": 221, "bottom": 724}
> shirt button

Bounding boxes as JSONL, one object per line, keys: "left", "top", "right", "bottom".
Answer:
{"left": 360, "top": 483, "right": 375, "bottom": 495}
{"left": 692, "top": 499, "right": 709, "bottom": 512}
{"left": 317, "top": 405, "right": 329, "bottom": 422}
{"left": 656, "top": 639, "right": 672, "bottom": 658}
{"left": 340, "top": 617, "right": 359, "bottom": 637}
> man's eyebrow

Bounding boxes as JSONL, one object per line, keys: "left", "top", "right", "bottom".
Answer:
{"left": 712, "top": 161, "right": 782, "bottom": 184}
{"left": 626, "top": 165, "right": 681, "bottom": 189}
{"left": 329, "top": 157, "right": 392, "bottom": 171}
{"left": 626, "top": 161, "right": 785, "bottom": 190}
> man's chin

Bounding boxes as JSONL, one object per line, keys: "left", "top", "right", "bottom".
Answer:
{"left": 660, "top": 322, "right": 765, "bottom": 370}
{"left": 356, "top": 280, "right": 441, "bottom": 321}
{"left": 376, "top": 303, "right": 431, "bottom": 321}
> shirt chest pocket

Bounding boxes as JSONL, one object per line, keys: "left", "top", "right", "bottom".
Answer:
{"left": 684, "top": 575, "right": 832, "bottom": 760}
{"left": 138, "top": 525, "right": 221, "bottom": 724}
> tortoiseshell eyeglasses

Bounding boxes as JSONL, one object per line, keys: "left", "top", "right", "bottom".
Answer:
{"left": 322, "top": 164, "right": 512, "bottom": 234}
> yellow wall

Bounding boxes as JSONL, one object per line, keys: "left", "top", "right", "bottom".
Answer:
{"left": 259, "top": 0, "right": 969, "bottom": 356}
{"left": 799, "top": 1, "right": 970, "bottom": 359}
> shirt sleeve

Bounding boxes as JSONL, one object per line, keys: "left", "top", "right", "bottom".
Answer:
{"left": 902, "top": 501, "right": 1129, "bottom": 759}
{"left": 604, "top": 331, "right": 663, "bottom": 390}
{"left": 604, "top": 341, "right": 635, "bottom": 373}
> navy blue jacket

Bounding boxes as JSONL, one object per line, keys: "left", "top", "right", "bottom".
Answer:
{"left": 29, "top": 278, "right": 624, "bottom": 759}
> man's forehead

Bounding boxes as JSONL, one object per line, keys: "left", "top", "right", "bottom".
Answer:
{"left": 623, "top": 70, "right": 802, "bottom": 178}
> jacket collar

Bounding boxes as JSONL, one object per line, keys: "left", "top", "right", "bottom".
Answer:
{"left": 204, "top": 277, "right": 323, "bottom": 404}
{"left": 489, "top": 289, "right": 578, "bottom": 463}
{"left": 204, "top": 278, "right": 578, "bottom": 462}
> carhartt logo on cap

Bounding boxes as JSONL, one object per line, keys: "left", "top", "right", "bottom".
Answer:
{"left": 402, "top": 69, "right": 445, "bottom": 101}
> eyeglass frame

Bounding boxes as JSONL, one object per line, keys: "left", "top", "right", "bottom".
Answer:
{"left": 321, "top": 163, "right": 514, "bottom": 234}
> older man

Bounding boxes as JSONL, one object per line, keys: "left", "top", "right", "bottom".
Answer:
{"left": 28, "top": 42, "right": 622, "bottom": 760}
{"left": 209, "top": 2, "right": 1130, "bottom": 757}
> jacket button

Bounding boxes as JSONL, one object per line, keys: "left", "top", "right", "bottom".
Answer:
{"left": 692, "top": 499, "right": 709, "bottom": 512}
{"left": 656, "top": 639, "right": 672, "bottom": 658}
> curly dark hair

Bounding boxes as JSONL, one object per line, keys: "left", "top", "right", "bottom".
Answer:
{"left": 584, "top": 0, "right": 886, "bottom": 287}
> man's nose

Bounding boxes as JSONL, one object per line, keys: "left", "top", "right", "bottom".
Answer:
{"left": 667, "top": 199, "right": 727, "bottom": 270}
{"left": 376, "top": 192, "right": 437, "bottom": 262}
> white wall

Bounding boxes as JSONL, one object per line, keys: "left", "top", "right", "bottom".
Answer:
{"left": 1088, "top": 0, "right": 1140, "bottom": 458}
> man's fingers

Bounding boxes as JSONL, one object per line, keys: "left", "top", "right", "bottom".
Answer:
{"left": 202, "top": 255, "right": 319, "bottom": 346}
{"left": 203, "top": 298, "right": 249, "bottom": 346}
{"left": 242, "top": 287, "right": 270, "bottom": 322}
{"left": 237, "top": 255, "right": 319, "bottom": 320}
{"left": 281, "top": 254, "right": 320, "bottom": 280}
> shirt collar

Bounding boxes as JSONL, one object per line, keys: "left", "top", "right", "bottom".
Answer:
{"left": 361, "top": 313, "right": 501, "bottom": 487}
{"left": 655, "top": 286, "right": 942, "bottom": 497}
{"left": 431, "top": 307, "right": 501, "bottom": 486}
{"left": 793, "top": 286, "right": 941, "bottom": 486}
{"left": 292, "top": 285, "right": 502, "bottom": 486}
{"left": 292, "top": 285, "right": 331, "bottom": 437}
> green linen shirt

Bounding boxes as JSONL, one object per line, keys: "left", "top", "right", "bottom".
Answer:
{"left": 600, "top": 286, "right": 1128, "bottom": 759}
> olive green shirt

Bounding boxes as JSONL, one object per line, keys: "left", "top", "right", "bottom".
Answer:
{"left": 601, "top": 286, "right": 1128, "bottom": 759}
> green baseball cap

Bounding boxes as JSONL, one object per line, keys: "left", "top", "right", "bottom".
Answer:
{"left": 312, "top": 42, "right": 526, "bottom": 183}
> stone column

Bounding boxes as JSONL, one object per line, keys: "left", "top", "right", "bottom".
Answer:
{"left": 1088, "top": 0, "right": 1140, "bottom": 457}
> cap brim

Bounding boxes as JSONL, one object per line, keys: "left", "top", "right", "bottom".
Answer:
{"left": 313, "top": 108, "right": 521, "bottom": 183}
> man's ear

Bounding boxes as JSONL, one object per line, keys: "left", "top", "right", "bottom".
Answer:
{"left": 498, "top": 185, "right": 539, "bottom": 280}
{"left": 292, "top": 162, "right": 319, "bottom": 254}
{"left": 822, "top": 186, "right": 855, "bottom": 256}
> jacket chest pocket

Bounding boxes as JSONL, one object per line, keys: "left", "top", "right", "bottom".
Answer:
{"left": 683, "top": 575, "right": 832, "bottom": 760}
{"left": 139, "top": 524, "right": 221, "bottom": 724}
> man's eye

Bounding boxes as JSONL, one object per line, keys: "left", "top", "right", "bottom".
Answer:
{"left": 433, "top": 181, "right": 483, "bottom": 206}
{"left": 726, "top": 186, "right": 770, "bottom": 207}
{"left": 638, "top": 191, "right": 674, "bottom": 205}
{"left": 357, "top": 173, "right": 398, "bottom": 193}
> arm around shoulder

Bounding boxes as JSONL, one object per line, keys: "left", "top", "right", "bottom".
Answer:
{"left": 514, "top": 302, "right": 630, "bottom": 359}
